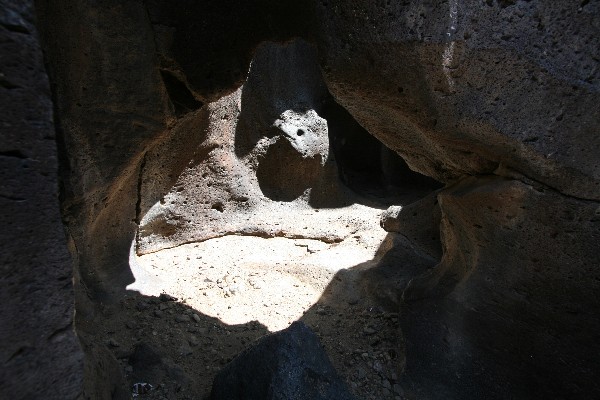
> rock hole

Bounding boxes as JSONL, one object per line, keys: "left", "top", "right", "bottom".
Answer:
{"left": 160, "top": 70, "right": 203, "bottom": 116}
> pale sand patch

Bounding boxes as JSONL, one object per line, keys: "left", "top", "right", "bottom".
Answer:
{"left": 128, "top": 206, "right": 387, "bottom": 331}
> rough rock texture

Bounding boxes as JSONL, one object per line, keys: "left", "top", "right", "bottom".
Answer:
{"left": 310, "top": 3, "right": 600, "bottom": 397}
{"left": 0, "top": 1, "right": 83, "bottom": 398}
{"left": 36, "top": 0, "right": 172, "bottom": 300}
{"left": 381, "top": 190, "right": 443, "bottom": 260}
{"left": 402, "top": 176, "right": 600, "bottom": 399}
{"left": 210, "top": 321, "right": 355, "bottom": 400}
{"left": 35, "top": 1, "right": 173, "bottom": 397}
{"left": 29, "top": 0, "right": 600, "bottom": 399}
{"left": 136, "top": 40, "right": 370, "bottom": 255}
{"left": 313, "top": 0, "right": 600, "bottom": 200}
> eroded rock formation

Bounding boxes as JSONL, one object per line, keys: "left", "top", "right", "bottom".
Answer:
{"left": 136, "top": 40, "right": 377, "bottom": 256}
{"left": 2, "top": 0, "right": 599, "bottom": 399}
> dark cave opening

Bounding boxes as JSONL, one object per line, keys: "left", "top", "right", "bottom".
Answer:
{"left": 322, "top": 99, "right": 443, "bottom": 201}
{"left": 160, "top": 70, "right": 204, "bottom": 116}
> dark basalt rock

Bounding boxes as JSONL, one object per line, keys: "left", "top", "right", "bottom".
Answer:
{"left": 16, "top": 1, "right": 600, "bottom": 399}
{"left": 210, "top": 321, "right": 355, "bottom": 400}
{"left": 0, "top": 1, "right": 83, "bottom": 398}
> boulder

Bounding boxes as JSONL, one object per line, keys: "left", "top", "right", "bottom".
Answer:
{"left": 211, "top": 321, "right": 355, "bottom": 400}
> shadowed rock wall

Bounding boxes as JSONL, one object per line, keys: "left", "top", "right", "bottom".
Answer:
{"left": 0, "top": 1, "right": 83, "bottom": 398}
{"left": 18, "top": 0, "right": 600, "bottom": 399}
{"left": 309, "top": 2, "right": 600, "bottom": 397}
{"left": 313, "top": 0, "right": 600, "bottom": 200}
{"left": 36, "top": 0, "right": 172, "bottom": 302}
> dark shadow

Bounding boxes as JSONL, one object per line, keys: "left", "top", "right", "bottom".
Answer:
{"left": 160, "top": 70, "right": 203, "bottom": 117}
{"left": 144, "top": 0, "right": 312, "bottom": 102}
{"left": 256, "top": 137, "right": 324, "bottom": 202}
{"left": 77, "top": 291, "right": 270, "bottom": 400}
{"left": 81, "top": 230, "right": 440, "bottom": 400}
{"left": 321, "top": 97, "right": 443, "bottom": 205}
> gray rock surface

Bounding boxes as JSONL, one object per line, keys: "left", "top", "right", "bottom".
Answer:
{"left": 210, "top": 321, "right": 355, "bottom": 400}
{"left": 137, "top": 40, "right": 352, "bottom": 255}
{"left": 0, "top": 1, "right": 83, "bottom": 398}
{"left": 27, "top": 1, "right": 600, "bottom": 399}
{"left": 313, "top": 0, "right": 600, "bottom": 200}
{"left": 401, "top": 176, "right": 600, "bottom": 399}
{"left": 36, "top": 0, "right": 171, "bottom": 300}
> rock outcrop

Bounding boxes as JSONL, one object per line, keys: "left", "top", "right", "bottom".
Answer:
{"left": 36, "top": 0, "right": 173, "bottom": 302}
{"left": 401, "top": 176, "right": 600, "bottom": 398}
{"left": 137, "top": 40, "right": 359, "bottom": 255}
{"left": 307, "top": 3, "right": 600, "bottom": 397}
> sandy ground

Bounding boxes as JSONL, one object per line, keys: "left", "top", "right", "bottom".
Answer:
{"left": 87, "top": 201, "right": 410, "bottom": 399}
{"left": 128, "top": 203, "right": 387, "bottom": 331}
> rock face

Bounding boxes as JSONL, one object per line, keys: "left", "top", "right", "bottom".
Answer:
{"left": 311, "top": 3, "right": 600, "bottom": 397}
{"left": 136, "top": 39, "right": 377, "bottom": 255}
{"left": 22, "top": 0, "right": 600, "bottom": 399}
{"left": 0, "top": 1, "right": 83, "bottom": 398}
{"left": 381, "top": 190, "right": 443, "bottom": 261}
{"left": 210, "top": 321, "right": 355, "bottom": 400}
{"left": 313, "top": 0, "right": 600, "bottom": 200}
{"left": 401, "top": 177, "right": 600, "bottom": 399}
{"left": 36, "top": 0, "right": 172, "bottom": 301}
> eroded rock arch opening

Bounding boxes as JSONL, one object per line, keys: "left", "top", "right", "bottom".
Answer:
{"left": 80, "top": 39, "right": 444, "bottom": 399}
{"left": 17, "top": 1, "right": 598, "bottom": 400}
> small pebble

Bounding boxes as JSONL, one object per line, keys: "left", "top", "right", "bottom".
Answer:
{"left": 159, "top": 293, "right": 177, "bottom": 302}
{"left": 373, "top": 360, "right": 383, "bottom": 372}
{"left": 176, "top": 314, "right": 191, "bottom": 323}
{"left": 363, "top": 327, "right": 376, "bottom": 335}
{"left": 393, "top": 384, "right": 404, "bottom": 395}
